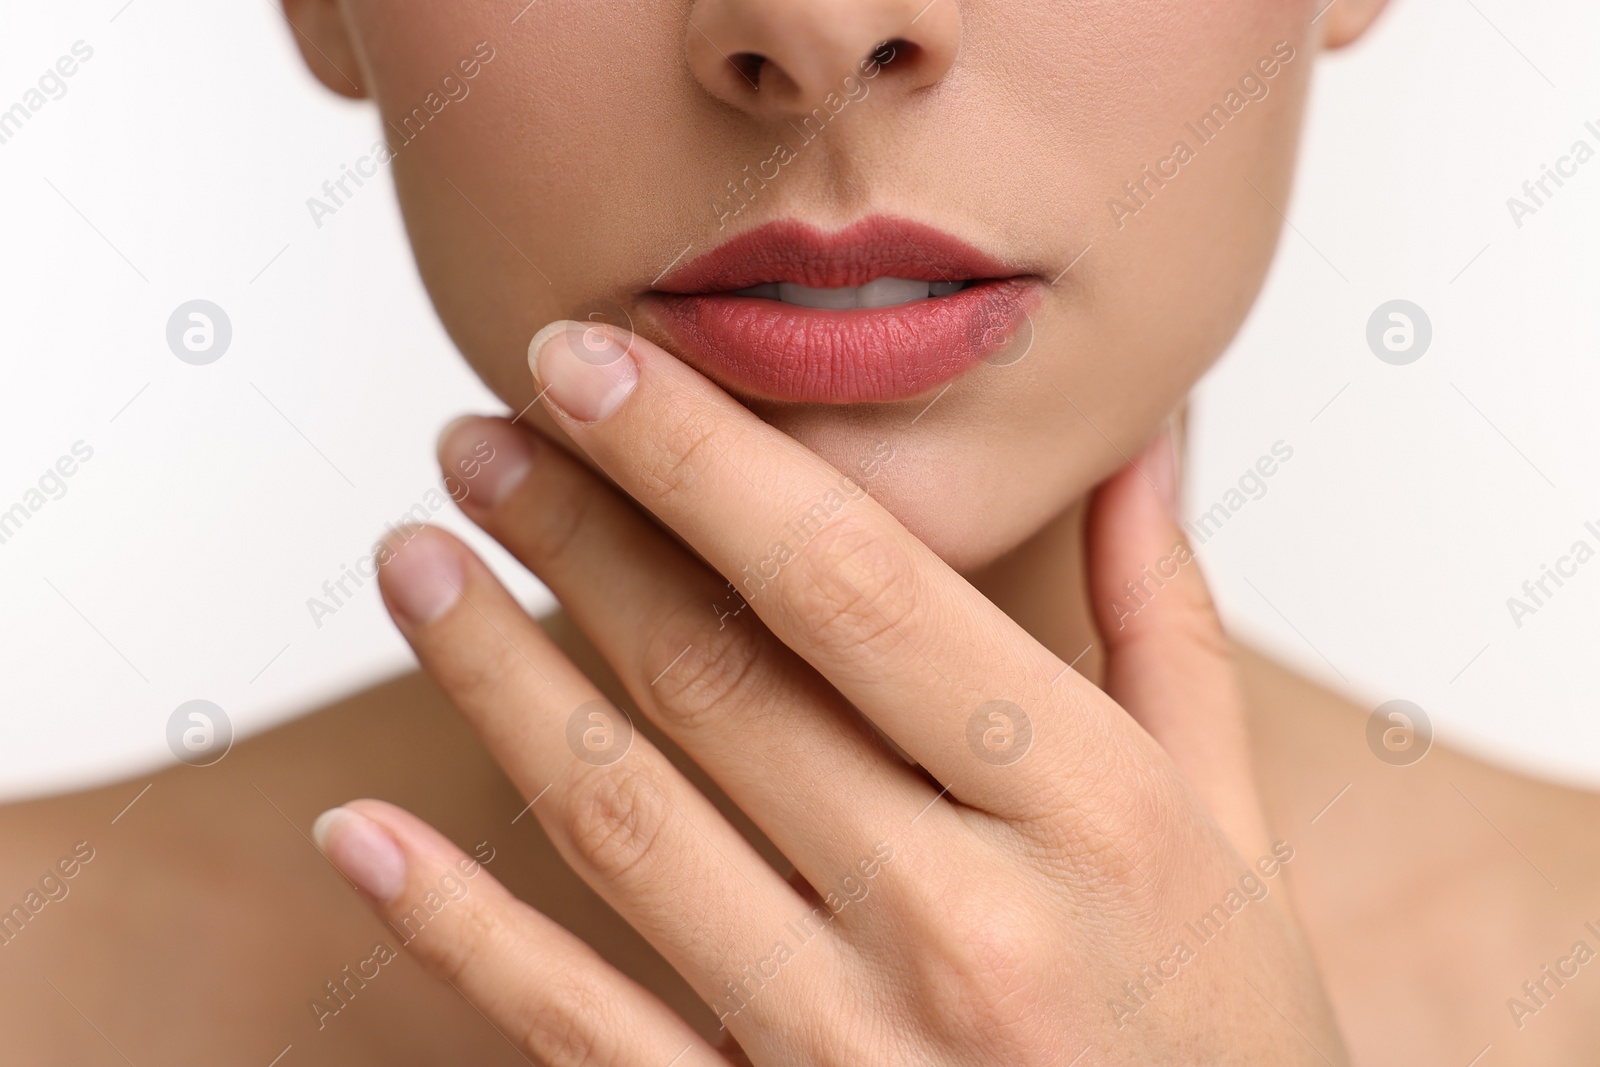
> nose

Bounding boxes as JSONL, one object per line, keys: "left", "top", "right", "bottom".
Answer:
{"left": 687, "top": 0, "right": 960, "bottom": 118}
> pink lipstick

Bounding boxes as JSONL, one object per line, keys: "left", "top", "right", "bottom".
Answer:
{"left": 644, "top": 216, "right": 1042, "bottom": 403}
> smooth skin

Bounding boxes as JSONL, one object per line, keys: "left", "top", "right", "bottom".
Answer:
{"left": 321, "top": 321, "right": 1339, "bottom": 1064}
{"left": 6, "top": 0, "right": 1600, "bottom": 1063}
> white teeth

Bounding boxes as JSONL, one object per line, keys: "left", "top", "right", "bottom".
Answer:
{"left": 777, "top": 281, "right": 858, "bottom": 310}
{"left": 858, "top": 277, "right": 932, "bottom": 308}
{"left": 732, "top": 277, "right": 968, "bottom": 308}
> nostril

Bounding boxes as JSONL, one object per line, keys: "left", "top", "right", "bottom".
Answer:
{"left": 728, "top": 52, "right": 767, "bottom": 89}
{"left": 872, "top": 38, "right": 914, "bottom": 69}
{"left": 687, "top": 1, "right": 960, "bottom": 115}
{"left": 727, "top": 39, "right": 911, "bottom": 96}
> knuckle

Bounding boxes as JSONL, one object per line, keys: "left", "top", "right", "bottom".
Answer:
{"left": 514, "top": 473, "right": 594, "bottom": 570}
{"left": 647, "top": 600, "right": 770, "bottom": 734}
{"left": 418, "top": 896, "right": 503, "bottom": 987}
{"left": 787, "top": 518, "right": 920, "bottom": 661}
{"left": 1114, "top": 571, "right": 1232, "bottom": 668}
{"left": 565, "top": 767, "right": 674, "bottom": 890}
{"left": 430, "top": 624, "right": 538, "bottom": 708}
{"left": 635, "top": 409, "right": 721, "bottom": 509}
{"left": 1063, "top": 796, "right": 1160, "bottom": 888}
{"left": 1177, "top": 596, "right": 1233, "bottom": 662}
{"left": 1150, "top": 591, "right": 1233, "bottom": 667}
{"left": 908, "top": 890, "right": 1050, "bottom": 1054}
{"left": 517, "top": 974, "right": 618, "bottom": 1067}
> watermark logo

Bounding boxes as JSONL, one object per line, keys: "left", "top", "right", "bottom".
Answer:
{"left": 1182, "top": 440, "right": 1293, "bottom": 547}
{"left": 1505, "top": 119, "right": 1600, "bottom": 230}
{"left": 0, "top": 840, "right": 95, "bottom": 950}
{"left": 1366, "top": 299, "right": 1431, "bottom": 366}
{"left": 710, "top": 44, "right": 897, "bottom": 229}
{"left": 1365, "top": 699, "right": 1432, "bottom": 766}
{"left": 972, "top": 306, "right": 1036, "bottom": 368}
{"left": 1505, "top": 520, "right": 1600, "bottom": 629}
{"left": 1108, "top": 41, "right": 1297, "bottom": 229}
{"left": 729, "top": 441, "right": 896, "bottom": 608}
{"left": 1109, "top": 841, "right": 1295, "bottom": 1029}
{"left": 1506, "top": 922, "right": 1600, "bottom": 1031}
{"left": 306, "top": 42, "right": 497, "bottom": 229}
{"left": 566, "top": 299, "right": 635, "bottom": 366}
{"left": 712, "top": 841, "right": 894, "bottom": 1029}
{"left": 1105, "top": 538, "right": 1196, "bottom": 631}
{"left": 166, "top": 699, "right": 233, "bottom": 767}
{"left": 166, "top": 300, "right": 232, "bottom": 365}
{"left": 966, "top": 700, "right": 1033, "bottom": 766}
{"left": 0, "top": 440, "right": 94, "bottom": 548}
{"left": 306, "top": 437, "right": 498, "bottom": 630}
{"left": 0, "top": 40, "right": 94, "bottom": 148}
{"left": 566, "top": 700, "right": 633, "bottom": 766}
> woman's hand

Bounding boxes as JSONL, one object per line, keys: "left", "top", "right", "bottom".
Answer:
{"left": 312, "top": 321, "right": 1345, "bottom": 1064}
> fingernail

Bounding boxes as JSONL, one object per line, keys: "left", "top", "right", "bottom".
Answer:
{"left": 313, "top": 807, "right": 407, "bottom": 903}
{"left": 1139, "top": 425, "right": 1179, "bottom": 517}
{"left": 377, "top": 527, "right": 464, "bottom": 625}
{"left": 438, "top": 416, "right": 534, "bottom": 510}
{"left": 529, "top": 320, "right": 638, "bottom": 423}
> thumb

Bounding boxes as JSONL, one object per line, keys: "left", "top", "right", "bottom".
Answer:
{"left": 1085, "top": 426, "right": 1268, "bottom": 857}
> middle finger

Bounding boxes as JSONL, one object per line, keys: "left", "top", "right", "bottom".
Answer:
{"left": 528, "top": 321, "right": 1133, "bottom": 821}
{"left": 374, "top": 525, "right": 830, "bottom": 1030}
{"left": 441, "top": 414, "right": 962, "bottom": 900}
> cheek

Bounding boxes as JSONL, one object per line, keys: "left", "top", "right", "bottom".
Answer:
{"left": 1017, "top": 4, "right": 1315, "bottom": 499}
{"left": 343, "top": 1, "right": 696, "bottom": 375}
{"left": 341, "top": 0, "right": 1318, "bottom": 571}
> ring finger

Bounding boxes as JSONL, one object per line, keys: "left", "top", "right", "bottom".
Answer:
{"left": 374, "top": 525, "right": 845, "bottom": 1035}
{"left": 440, "top": 415, "right": 964, "bottom": 899}
{"left": 313, "top": 799, "right": 731, "bottom": 1067}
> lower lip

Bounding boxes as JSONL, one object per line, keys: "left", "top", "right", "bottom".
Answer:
{"left": 643, "top": 278, "right": 1041, "bottom": 404}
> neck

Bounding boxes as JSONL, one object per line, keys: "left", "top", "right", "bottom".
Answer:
{"left": 965, "top": 495, "right": 1105, "bottom": 690}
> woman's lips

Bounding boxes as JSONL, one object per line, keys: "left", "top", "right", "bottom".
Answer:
{"left": 643, "top": 217, "right": 1043, "bottom": 404}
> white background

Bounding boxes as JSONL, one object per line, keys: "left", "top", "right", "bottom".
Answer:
{"left": 0, "top": 0, "right": 1596, "bottom": 799}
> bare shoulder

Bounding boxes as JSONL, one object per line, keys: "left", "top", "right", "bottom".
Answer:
{"left": 1235, "top": 642, "right": 1600, "bottom": 1065}
{"left": 0, "top": 623, "right": 682, "bottom": 1064}
{"left": 11, "top": 621, "right": 1595, "bottom": 1062}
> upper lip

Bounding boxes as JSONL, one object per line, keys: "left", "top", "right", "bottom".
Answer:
{"left": 651, "top": 215, "right": 1026, "bottom": 294}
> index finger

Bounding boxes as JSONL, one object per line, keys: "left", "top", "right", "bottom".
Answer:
{"left": 528, "top": 320, "right": 1140, "bottom": 819}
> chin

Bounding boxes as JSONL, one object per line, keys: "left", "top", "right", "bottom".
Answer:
{"left": 766, "top": 412, "right": 1075, "bottom": 576}
{"left": 879, "top": 472, "right": 1076, "bottom": 575}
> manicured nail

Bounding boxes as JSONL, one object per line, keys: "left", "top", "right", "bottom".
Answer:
{"left": 313, "top": 807, "right": 407, "bottom": 903}
{"left": 377, "top": 527, "right": 464, "bottom": 625}
{"left": 1139, "top": 425, "right": 1179, "bottom": 517}
{"left": 529, "top": 320, "right": 638, "bottom": 423}
{"left": 438, "top": 416, "right": 534, "bottom": 510}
